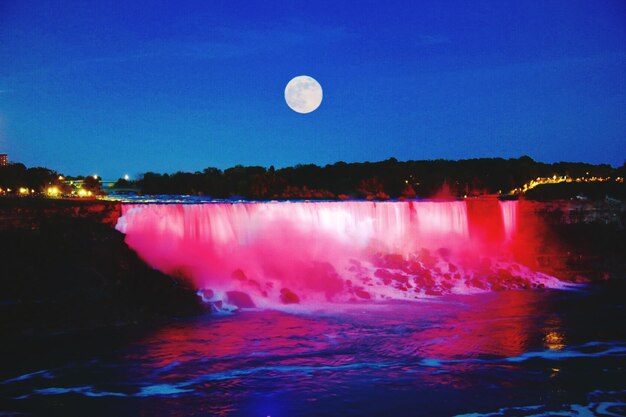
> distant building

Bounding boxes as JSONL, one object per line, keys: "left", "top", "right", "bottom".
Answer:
{"left": 0, "top": 154, "right": 7, "bottom": 166}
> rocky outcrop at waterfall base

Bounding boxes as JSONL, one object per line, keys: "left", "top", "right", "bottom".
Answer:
{"left": 519, "top": 200, "right": 626, "bottom": 282}
{"left": 0, "top": 199, "right": 203, "bottom": 336}
{"left": 535, "top": 221, "right": 626, "bottom": 282}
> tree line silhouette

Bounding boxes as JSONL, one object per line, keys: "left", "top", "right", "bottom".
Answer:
{"left": 130, "top": 156, "right": 624, "bottom": 200}
{"left": 2, "top": 156, "right": 624, "bottom": 200}
{"left": 0, "top": 163, "right": 102, "bottom": 195}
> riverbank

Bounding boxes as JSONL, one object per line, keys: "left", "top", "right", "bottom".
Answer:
{"left": 0, "top": 198, "right": 203, "bottom": 336}
{"left": 0, "top": 198, "right": 122, "bottom": 229}
{"left": 517, "top": 199, "right": 626, "bottom": 281}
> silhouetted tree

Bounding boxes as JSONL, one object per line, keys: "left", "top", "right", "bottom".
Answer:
{"left": 82, "top": 176, "right": 102, "bottom": 194}
{"left": 113, "top": 178, "right": 132, "bottom": 188}
{"left": 25, "top": 167, "right": 58, "bottom": 192}
{"left": 0, "top": 163, "right": 27, "bottom": 190}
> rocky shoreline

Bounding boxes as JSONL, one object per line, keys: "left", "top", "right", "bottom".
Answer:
{"left": 518, "top": 199, "right": 626, "bottom": 281}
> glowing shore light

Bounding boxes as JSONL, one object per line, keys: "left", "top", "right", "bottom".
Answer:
{"left": 47, "top": 186, "right": 60, "bottom": 197}
{"left": 78, "top": 189, "right": 88, "bottom": 197}
{"left": 124, "top": 174, "right": 130, "bottom": 181}
{"left": 510, "top": 172, "right": 615, "bottom": 195}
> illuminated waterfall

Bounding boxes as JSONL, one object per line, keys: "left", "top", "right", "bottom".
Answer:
{"left": 117, "top": 200, "right": 564, "bottom": 309}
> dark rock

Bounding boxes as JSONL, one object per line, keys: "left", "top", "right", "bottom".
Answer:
{"left": 280, "top": 288, "right": 300, "bottom": 304}
{"left": 199, "top": 288, "right": 214, "bottom": 300}
{"left": 374, "top": 269, "right": 393, "bottom": 285}
{"left": 225, "top": 291, "right": 255, "bottom": 308}
{"left": 354, "top": 288, "right": 371, "bottom": 299}
{"left": 379, "top": 254, "right": 405, "bottom": 269}
{"left": 231, "top": 269, "right": 247, "bottom": 281}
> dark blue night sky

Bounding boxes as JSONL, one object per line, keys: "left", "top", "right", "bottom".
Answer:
{"left": 0, "top": 0, "right": 624, "bottom": 179}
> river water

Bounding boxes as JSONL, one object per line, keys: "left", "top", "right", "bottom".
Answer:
{"left": 3, "top": 284, "right": 626, "bottom": 417}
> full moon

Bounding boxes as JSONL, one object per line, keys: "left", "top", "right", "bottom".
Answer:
{"left": 284, "top": 75, "right": 323, "bottom": 114}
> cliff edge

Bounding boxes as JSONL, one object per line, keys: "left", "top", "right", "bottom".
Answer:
{"left": 0, "top": 199, "right": 203, "bottom": 336}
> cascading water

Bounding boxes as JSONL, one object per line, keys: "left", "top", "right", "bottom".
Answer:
{"left": 117, "top": 200, "right": 565, "bottom": 310}
{"left": 500, "top": 200, "right": 518, "bottom": 241}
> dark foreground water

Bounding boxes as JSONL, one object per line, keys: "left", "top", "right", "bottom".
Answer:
{"left": 2, "top": 284, "right": 626, "bottom": 417}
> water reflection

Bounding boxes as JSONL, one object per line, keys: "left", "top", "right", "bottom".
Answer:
{"left": 542, "top": 315, "right": 566, "bottom": 351}
{"left": 4, "top": 288, "right": 626, "bottom": 417}
{"left": 544, "top": 331, "right": 566, "bottom": 351}
{"left": 122, "top": 291, "right": 566, "bottom": 414}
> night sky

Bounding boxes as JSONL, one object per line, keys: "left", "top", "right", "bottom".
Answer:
{"left": 0, "top": 0, "right": 624, "bottom": 179}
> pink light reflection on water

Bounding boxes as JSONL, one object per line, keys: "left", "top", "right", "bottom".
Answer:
{"left": 122, "top": 290, "right": 552, "bottom": 413}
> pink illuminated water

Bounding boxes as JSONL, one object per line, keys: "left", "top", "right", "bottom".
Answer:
{"left": 500, "top": 200, "right": 518, "bottom": 241}
{"left": 117, "top": 200, "right": 565, "bottom": 309}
